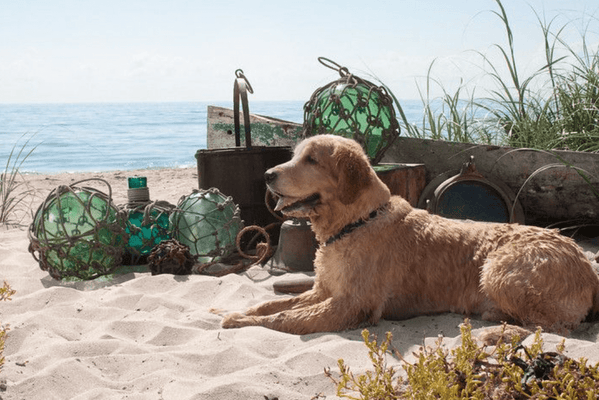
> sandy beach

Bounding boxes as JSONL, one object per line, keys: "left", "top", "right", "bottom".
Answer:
{"left": 2, "top": 167, "right": 599, "bottom": 399}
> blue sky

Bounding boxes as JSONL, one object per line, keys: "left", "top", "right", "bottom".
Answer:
{"left": 1, "top": 0, "right": 598, "bottom": 103}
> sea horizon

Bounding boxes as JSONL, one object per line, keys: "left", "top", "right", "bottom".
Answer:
{"left": 1, "top": 100, "right": 425, "bottom": 174}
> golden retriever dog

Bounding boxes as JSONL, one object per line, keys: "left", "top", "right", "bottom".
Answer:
{"left": 221, "top": 134, "right": 599, "bottom": 335}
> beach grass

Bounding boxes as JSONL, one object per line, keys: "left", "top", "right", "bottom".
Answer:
{"left": 0, "top": 134, "right": 38, "bottom": 226}
{"left": 392, "top": 0, "right": 599, "bottom": 153}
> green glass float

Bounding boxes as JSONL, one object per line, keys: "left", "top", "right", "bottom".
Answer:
{"left": 28, "top": 179, "right": 127, "bottom": 281}
{"left": 170, "top": 188, "right": 243, "bottom": 263}
{"left": 303, "top": 57, "right": 401, "bottom": 164}
{"left": 122, "top": 176, "right": 174, "bottom": 264}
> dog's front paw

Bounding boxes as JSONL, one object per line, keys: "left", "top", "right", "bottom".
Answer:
{"left": 221, "top": 312, "right": 248, "bottom": 329}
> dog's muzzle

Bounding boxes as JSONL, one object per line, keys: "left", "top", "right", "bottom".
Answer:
{"left": 264, "top": 170, "right": 320, "bottom": 214}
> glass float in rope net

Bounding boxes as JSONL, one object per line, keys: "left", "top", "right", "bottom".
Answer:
{"left": 303, "top": 57, "right": 401, "bottom": 165}
{"left": 170, "top": 188, "right": 243, "bottom": 263}
{"left": 28, "top": 179, "right": 127, "bottom": 280}
{"left": 122, "top": 176, "right": 174, "bottom": 264}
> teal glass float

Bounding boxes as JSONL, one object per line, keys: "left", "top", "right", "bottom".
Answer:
{"left": 125, "top": 210, "right": 171, "bottom": 257}
{"left": 170, "top": 188, "right": 243, "bottom": 263}
{"left": 303, "top": 57, "right": 401, "bottom": 164}
{"left": 123, "top": 176, "right": 174, "bottom": 263}
{"left": 28, "top": 179, "right": 127, "bottom": 280}
{"left": 128, "top": 176, "right": 147, "bottom": 189}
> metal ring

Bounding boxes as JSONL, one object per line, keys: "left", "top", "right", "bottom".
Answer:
{"left": 235, "top": 69, "right": 254, "bottom": 94}
{"left": 318, "top": 57, "right": 349, "bottom": 77}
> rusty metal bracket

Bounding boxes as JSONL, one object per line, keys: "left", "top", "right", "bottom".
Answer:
{"left": 233, "top": 69, "right": 253, "bottom": 148}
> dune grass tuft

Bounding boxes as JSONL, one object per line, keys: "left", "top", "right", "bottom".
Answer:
{"left": 391, "top": 0, "right": 599, "bottom": 153}
{"left": 0, "top": 134, "right": 38, "bottom": 226}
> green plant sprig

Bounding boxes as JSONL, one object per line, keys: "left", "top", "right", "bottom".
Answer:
{"left": 328, "top": 320, "right": 599, "bottom": 399}
{"left": 0, "top": 281, "right": 16, "bottom": 373}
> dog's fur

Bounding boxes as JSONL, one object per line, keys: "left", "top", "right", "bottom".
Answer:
{"left": 221, "top": 135, "right": 599, "bottom": 335}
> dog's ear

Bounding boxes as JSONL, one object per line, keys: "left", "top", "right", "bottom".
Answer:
{"left": 334, "top": 143, "right": 372, "bottom": 205}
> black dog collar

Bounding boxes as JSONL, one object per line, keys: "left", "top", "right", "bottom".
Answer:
{"left": 325, "top": 204, "right": 387, "bottom": 246}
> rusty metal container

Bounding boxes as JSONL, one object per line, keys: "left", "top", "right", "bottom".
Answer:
{"left": 266, "top": 218, "right": 318, "bottom": 273}
{"left": 195, "top": 146, "right": 291, "bottom": 227}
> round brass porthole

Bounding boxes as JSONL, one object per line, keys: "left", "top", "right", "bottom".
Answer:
{"left": 418, "top": 156, "right": 525, "bottom": 224}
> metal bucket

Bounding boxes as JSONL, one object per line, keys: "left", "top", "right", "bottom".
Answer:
{"left": 266, "top": 218, "right": 317, "bottom": 273}
{"left": 195, "top": 146, "right": 291, "bottom": 227}
{"left": 196, "top": 70, "right": 293, "bottom": 227}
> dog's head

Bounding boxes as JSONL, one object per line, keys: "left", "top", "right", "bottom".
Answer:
{"left": 264, "top": 135, "right": 390, "bottom": 220}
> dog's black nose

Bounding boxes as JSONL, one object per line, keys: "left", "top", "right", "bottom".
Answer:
{"left": 264, "top": 170, "right": 277, "bottom": 184}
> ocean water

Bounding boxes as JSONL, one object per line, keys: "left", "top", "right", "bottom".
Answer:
{"left": 1, "top": 100, "right": 424, "bottom": 174}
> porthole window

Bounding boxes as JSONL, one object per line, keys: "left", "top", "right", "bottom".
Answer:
{"left": 418, "top": 157, "right": 525, "bottom": 224}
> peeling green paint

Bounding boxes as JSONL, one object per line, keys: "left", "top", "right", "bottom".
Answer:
{"left": 211, "top": 123, "right": 303, "bottom": 146}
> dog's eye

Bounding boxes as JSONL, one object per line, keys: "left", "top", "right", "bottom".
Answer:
{"left": 305, "top": 155, "right": 318, "bottom": 165}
